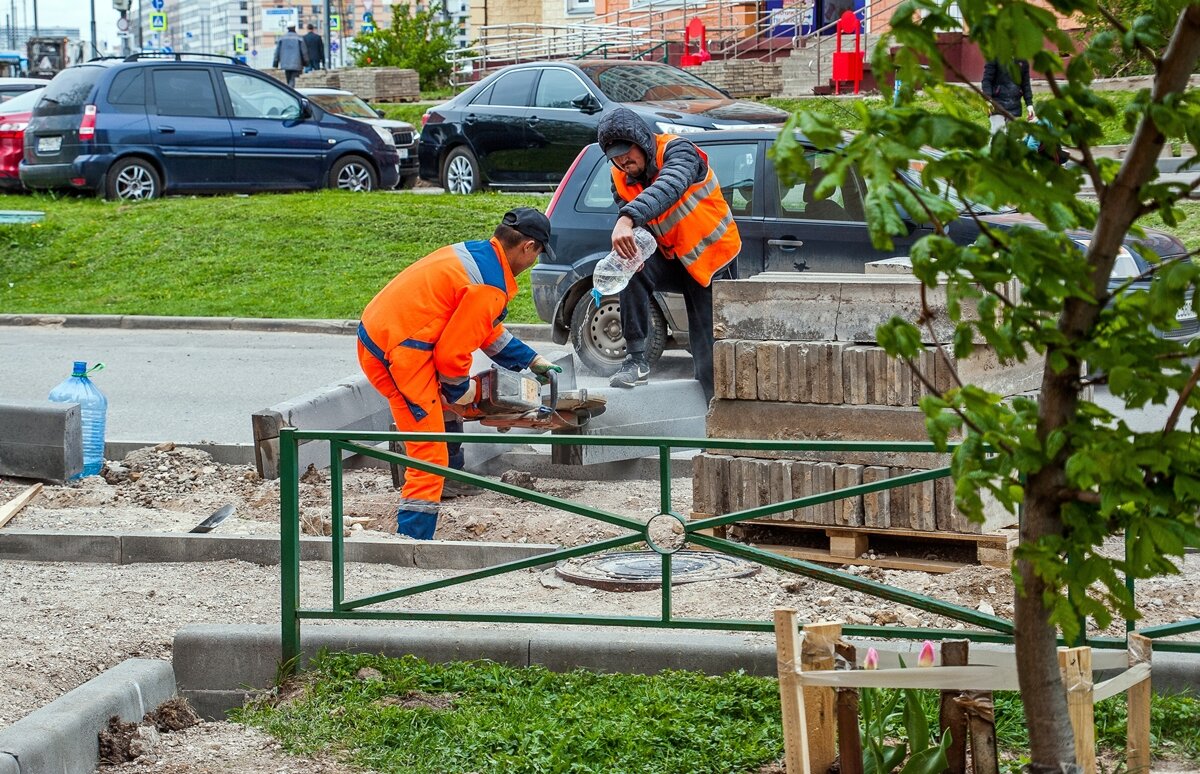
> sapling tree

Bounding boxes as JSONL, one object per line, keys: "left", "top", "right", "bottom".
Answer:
{"left": 773, "top": 1, "right": 1200, "bottom": 768}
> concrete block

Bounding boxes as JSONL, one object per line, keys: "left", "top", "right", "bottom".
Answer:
{"left": 707, "top": 400, "right": 945, "bottom": 445}
{"left": 755, "top": 459, "right": 776, "bottom": 520}
{"left": 767, "top": 459, "right": 792, "bottom": 521}
{"left": 834, "top": 464, "right": 864, "bottom": 527}
{"left": 0, "top": 401, "right": 82, "bottom": 483}
{"left": 411, "top": 540, "right": 557, "bottom": 570}
{"left": 737, "top": 457, "right": 759, "bottom": 513}
{"left": 734, "top": 341, "right": 758, "bottom": 400}
{"left": 756, "top": 342, "right": 783, "bottom": 402}
{"left": 0, "top": 531, "right": 121, "bottom": 563}
{"left": 782, "top": 343, "right": 806, "bottom": 403}
{"left": 179, "top": 689, "right": 254, "bottom": 721}
{"left": 0, "top": 659, "right": 174, "bottom": 774}
{"left": 862, "top": 466, "right": 890, "bottom": 527}
{"left": 530, "top": 630, "right": 777, "bottom": 677}
{"left": 713, "top": 340, "right": 737, "bottom": 400}
{"left": 0, "top": 753, "right": 16, "bottom": 774}
{"left": 553, "top": 381, "right": 708, "bottom": 466}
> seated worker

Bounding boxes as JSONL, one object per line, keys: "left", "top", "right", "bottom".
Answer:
{"left": 357, "top": 208, "right": 562, "bottom": 539}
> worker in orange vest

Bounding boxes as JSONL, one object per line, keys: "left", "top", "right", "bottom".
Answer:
{"left": 357, "top": 208, "right": 562, "bottom": 539}
{"left": 596, "top": 107, "right": 740, "bottom": 403}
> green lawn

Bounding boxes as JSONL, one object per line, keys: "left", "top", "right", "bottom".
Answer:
{"left": 0, "top": 190, "right": 546, "bottom": 322}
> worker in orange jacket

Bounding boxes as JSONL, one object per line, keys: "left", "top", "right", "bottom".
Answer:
{"left": 357, "top": 208, "right": 562, "bottom": 539}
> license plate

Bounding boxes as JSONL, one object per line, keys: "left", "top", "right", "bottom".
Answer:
{"left": 396, "top": 148, "right": 408, "bottom": 159}
{"left": 36, "top": 135, "right": 61, "bottom": 154}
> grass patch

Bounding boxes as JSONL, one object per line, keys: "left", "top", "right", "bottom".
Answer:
{"left": 0, "top": 190, "right": 546, "bottom": 322}
{"left": 375, "top": 102, "right": 435, "bottom": 126}
{"left": 231, "top": 652, "right": 784, "bottom": 774}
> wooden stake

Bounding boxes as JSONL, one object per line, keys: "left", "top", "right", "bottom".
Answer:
{"left": 939, "top": 639, "right": 969, "bottom": 774}
{"left": 1058, "top": 646, "right": 1096, "bottom": 774}
{"left": 835, "top": 641, "right": 862, "bottom": 774}
{"left": 0, "top": 483, "right": 42, "bottom": 529}
{"left": 1126, "top": 634, "right": 1152, "bottom": 774}
{"left": 773, "top": 608, "right": 811, "bottom": 774}
{"left": 801, "top": 621, "right": 841, "bottom": 772}
{"left": 960, "top": 691, "right": 999, "bottom": 774}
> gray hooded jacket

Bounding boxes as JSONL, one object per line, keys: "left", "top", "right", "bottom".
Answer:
{"left": 273, "top": 31, "right": 308, "bottom": 72}
{"left": 596, "top": 107, "right": 707, "bottom": 228}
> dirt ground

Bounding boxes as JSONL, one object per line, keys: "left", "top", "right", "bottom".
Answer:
{"left": 1, "top": 443, "right": 1197, "bottom": 773}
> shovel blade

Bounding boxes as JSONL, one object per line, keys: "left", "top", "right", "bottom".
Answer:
{"left": 190, "top": 504, "right": 234, "bottom": 533}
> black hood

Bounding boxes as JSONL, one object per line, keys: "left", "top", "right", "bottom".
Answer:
{"left": 597, "top": 106, "right": 657, "bottom": 170}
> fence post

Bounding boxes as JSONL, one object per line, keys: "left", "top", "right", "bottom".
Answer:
{"left": 279, "top": 426, "right": 301, "bottom": 675}
{"left": 1126, "top": 634, "right": 1152, "bottom": 773}
{"left": 939, "top": 639, "right": 969, "bottom": 774}
{"left": 802, "top": 621, "right": 841, "bottom": 772}
{"left": 773, "top": 608, "right": 811, "bottom": 774}
{"left": 835, "top": 640, "right": 862, "bottom": 774}
{"left": 1057, "top": 646, "right": 1096, "bottom": 774}
{"left": 959, "top": 691, "right": 998, "bottom": 774}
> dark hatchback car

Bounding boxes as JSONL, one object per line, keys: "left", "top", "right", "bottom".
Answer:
{"left": 20, "top": 54, "right": 401, "bottom": 200}
{"left": 534, "top": 129, "right": 1196, "bottom": 373}
{"left": 418, "top": 59, "right": 788, "bottom": 194}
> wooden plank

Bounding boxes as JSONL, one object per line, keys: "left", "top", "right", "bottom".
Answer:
{"left": 1058, "top": 647, "right": 1096, "bottom": 774}
{"left": 773, "top": 608, "right": 811, "bottom": 774}
{"left": 1093, "top": 663, "right": 1151, "bottom": 702}
{"left": 835, "top": 639, "right": 863, "bottom": 774}
{"left": 755, "top": 543, "right": 968, "bottom": 574}
{"left": 1126, "top": 634, "right": 1152, "bottom": 774}
{"left": 739, "top": 519, "right": 1016, "bottom": 547}
{"left": 827, "top": 530, "right": 869, "bottom": 560}
{"left": 798, "top": 665, "right": 1021, "bottom": 692}
{"left": 939, "top": 640, "right": 969, "bottom": 774}
{"left": 801, "top": 622, "right": 840, "bottom": 773}
{"left": 0, "top": 483, "right": 42, "bottom": 529}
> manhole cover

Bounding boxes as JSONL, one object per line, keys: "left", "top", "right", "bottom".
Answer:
{"left": 555, "top": 550, "right": 760, "bottom": 592}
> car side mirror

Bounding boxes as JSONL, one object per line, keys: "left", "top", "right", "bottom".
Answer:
{"left": 375, "top": 108, "right": 385, "bottom": 118}
{"left": 572, "top": 93, "right": 602, "bottom": 115}
{"left": 300, "top": 98, "right": 313, "bottom": 119}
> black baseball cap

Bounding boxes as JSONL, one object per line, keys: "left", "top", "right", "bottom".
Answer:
{"left": 502, "top": 208, "right": 556, "bottom": 261}
{"left": 603, "top": 141, "right": 635, "bottom": 160}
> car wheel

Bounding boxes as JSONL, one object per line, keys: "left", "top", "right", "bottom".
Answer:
{"left": 105, "top": 158, "right": 160, "bottom": 201}
{"left": 442, "top": 146, "right": 482, "bottom": 194}
{"left": 329, "top": 155, "right": 377, "bottom": 192}
{"left": 569, "top": 292, "right": 667, "bottom": 376}
{"left": 397, "top": 174, "right": 419, "bottom": 190}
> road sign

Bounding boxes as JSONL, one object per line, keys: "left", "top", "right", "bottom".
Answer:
{"left": 163, "top": 45, "right": 173, "bottom": 53}
{"left": 116, "top": 16, "right": 129, "bottom": 32}
{"left": 363, "top": 12, "right": 373, "bottom": 21}
{"left": 150, "top": 0, "right": 163, "bottom": 9}
{"left": 330, "top": 14, "right": 340, "bottom": 30}
{"left": 361, "top": 23, "right": 375, "bottom": 33}
{"left": 233, "top": 33, "right": 246, "bottom": 53}
{"left": 150, "top": 12, "right": 167, "bottom": 32}
{"left": 330, "top": 41, "right": 339, "bottom": 53}
{"left": 262, "top": 7, "right": 298, "bottom": 32}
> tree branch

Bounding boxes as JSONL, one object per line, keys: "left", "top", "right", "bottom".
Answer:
{"left": 1162, "top": 358, "right": 1200, "bottom": 436}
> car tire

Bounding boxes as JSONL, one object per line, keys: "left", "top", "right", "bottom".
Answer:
{"left": 570, "top": 292, "right": 667, "bottom": 376}
{"left": 104, "top": 158, "right": 161, "bottom": 201}
{"left": 329, "top": 155, "right": 377, "bottom": 192}
{"left": 397, "top": 174, "right": 419, "bottom": 190}
{"left": 442, "top": 146, "right": 482, "bottom": 194}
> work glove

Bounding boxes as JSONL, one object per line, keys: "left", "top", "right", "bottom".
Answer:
{"left": 530, "top": 355, "right": 563, "bottom": 385}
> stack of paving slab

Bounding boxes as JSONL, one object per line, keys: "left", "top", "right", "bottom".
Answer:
{"left": 693, "top": 267, "right": 1034, "bottom": 549}
{"left": 335, "top": 67, "right": 420, "bottom": 102}
{"left": 296, "top": 69, "right": 342, "bottom": 89}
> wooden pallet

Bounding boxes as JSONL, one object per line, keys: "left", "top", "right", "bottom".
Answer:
{"left": 691, "top": 513, "right": 1016, "bottom": 574}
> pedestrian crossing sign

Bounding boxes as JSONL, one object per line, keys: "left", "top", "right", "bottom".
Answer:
{"left": 233, "top": 33, "right": 246, "bottom": 53}
{"left": 150, "top": 12, "right": 167, "bottom": 32}
{"left": 330, "top": 14, "right": 340, "bottom": 31}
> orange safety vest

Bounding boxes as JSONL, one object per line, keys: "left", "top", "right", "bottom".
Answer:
{"left": 611, "top": 134, "right": 741, "bottom": 287}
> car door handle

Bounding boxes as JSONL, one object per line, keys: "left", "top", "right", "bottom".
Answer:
{"left": 768, "top": 238, "right": 804, "bottom": 250}
{"left": 526, "top": 115, "right": 540, "bottom": 125}
{"left": 241, "top": 128, "right": 259, "bottom": 136}
{"left": 157, "top": 125, "right": 175, "bottom": 134}
{"left": 463, "top": 113, "right": 477, "bottom": 125}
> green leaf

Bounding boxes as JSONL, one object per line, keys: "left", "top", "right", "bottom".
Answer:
{"left": 902, "top": 688, "right": 930, "bottom": 752}
{"left": 899, "top": 731, "right": 953, "bottom": 774}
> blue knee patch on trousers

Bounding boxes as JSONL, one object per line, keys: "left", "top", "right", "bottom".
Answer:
{"left": 396, "top": 509, "right": 437, "bottom": 540}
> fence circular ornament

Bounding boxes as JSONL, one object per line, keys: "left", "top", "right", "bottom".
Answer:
{"left": 555, "top": 550, "right": 760, "bottom": 592}
{"left": 645, "top": 512, "right": 687, "bottom": 554}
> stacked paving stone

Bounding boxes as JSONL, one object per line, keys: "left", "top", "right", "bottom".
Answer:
{"left": 295, "top": 70, "right": 342, "bottom": 89}
{"left": 695, "top": 60, "right": 783, "bottom": 98}
{"left": 336, "top": 67, "right": 420, "bottom": 102}
{"left": 694, "top": 270, "right": 1030, "bottom": 537}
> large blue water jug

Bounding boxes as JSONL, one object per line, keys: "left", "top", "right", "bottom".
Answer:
{"left": 48, "top": 361, "right": 108, "bottom": 478}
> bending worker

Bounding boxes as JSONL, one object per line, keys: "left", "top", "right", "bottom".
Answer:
{"left": 596, "top": 107, "right": 740, "bottom": 403}
{"left": 357, "top": 208, "right": 562, "bottom": 539}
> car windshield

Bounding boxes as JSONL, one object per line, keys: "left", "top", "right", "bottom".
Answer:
{"left": 581, "top": 64, "right": 725, "bottom": 102}
{"left": 309, "top": 93, "right": 376, "bottom": 119}
{"left": 0, "top": 87, "right": 44, "bottom": 113}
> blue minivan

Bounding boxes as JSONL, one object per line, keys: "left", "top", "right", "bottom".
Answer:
{"left": 20, "top": 54, "right": 401, "bottom": 200}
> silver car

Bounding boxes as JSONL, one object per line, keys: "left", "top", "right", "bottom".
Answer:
{"left": 299, "top": 87, "right": 419, "bottom": 189}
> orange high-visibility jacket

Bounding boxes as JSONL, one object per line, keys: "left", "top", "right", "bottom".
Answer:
{"left": 358, "top": 237, "right": 536, "bottom": 416}
{"left": 612, "top": 133, "right": 740, "bottom": 287}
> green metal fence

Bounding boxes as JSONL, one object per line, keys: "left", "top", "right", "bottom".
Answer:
{"left": 279, "top": 428, "right": 1200, "bottom": 669}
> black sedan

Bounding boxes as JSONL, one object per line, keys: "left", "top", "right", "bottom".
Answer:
{"left": 532, "top": 129, "right": 1196, "bottom": 373}
{"left": 418, "top": 59, "right": 788, "bottom": 194}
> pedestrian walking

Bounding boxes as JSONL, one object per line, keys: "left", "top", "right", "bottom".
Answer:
{"left": 273, "top": 25, "right": 308, "bottom": 88}
{"left": 982, "top": 58, "right": 1035, "bottom": 133}
{"left": 595, "top": 107, "right": 741, "bottom": 403}
{"left": 303, "top": 24, "right": 325, "bottom": 72}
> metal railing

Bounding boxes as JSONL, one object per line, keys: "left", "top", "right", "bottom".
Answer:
{"left": 278, "top": 428, "right": 1200, "bottom": 669}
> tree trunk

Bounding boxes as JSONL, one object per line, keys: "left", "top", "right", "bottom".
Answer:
{"left": 1017, "top": 6, "right": 1200, "bottom": 770}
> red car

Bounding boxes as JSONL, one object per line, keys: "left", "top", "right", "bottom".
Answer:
{"left": 0, "top": 87, "right": 43, "bottom": 190}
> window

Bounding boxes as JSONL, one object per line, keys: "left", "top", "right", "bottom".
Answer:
{"left": 107, "top": 69, "right": 146, "bottom": 111}
{"left": 486, "top": 69, "right": 537, "bottom": 107}
{"left": 533, "top": 69, "right": 590, "bottom": 109}
{"left": 701, "top": 143, "right": 757, "bottom": 216}
{"left": 36, "top": 65, "right": 103, "bottom": 115}
{"left": 467, "top": 82, "right": 494, "bottom": 106}
{"left": 776, "top": 153, "right": 864, "bottom": 221}
{"left": 566, "top": 0, "right": 593, "bottom": 14}
{"left": 152, "top": 69, "right": 219, "bottom": 117}
{"left": 221, "top": 71, "right": 301, "bottom": 119}
{"left": 579, "top": 156, "right": 619, "bottom": 212}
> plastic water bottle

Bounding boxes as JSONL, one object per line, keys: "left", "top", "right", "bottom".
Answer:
{"left": 48, "top": 361, "right": 108, "bottom": 478}
{"left": 590, "top": 227, "right": 657, "bottom": 305}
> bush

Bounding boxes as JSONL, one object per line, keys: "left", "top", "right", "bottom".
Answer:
{"left": 349, "top": 4, "right": 454, "bottom": 90}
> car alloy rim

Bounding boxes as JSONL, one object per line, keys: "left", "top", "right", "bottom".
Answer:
{"left": 337, "top": 162, "right": 372, "bottom": 191}
{"left": 116, "top": 165, "right": 154, "bottom": 200}
{"left": 587, "top": 299, "right": 625, "bottom": 361}
{"left": 446, "top": 155, "right": 474, "bottom": 194}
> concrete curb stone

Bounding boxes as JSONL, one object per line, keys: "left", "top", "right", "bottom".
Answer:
{"left": 0, "top": 659, "right": 175, "bottom": 774}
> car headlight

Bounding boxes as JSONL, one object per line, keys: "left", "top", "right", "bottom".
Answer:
{"left": 655, "top": 121, "right": 707, "bottom": 134}
{"left": 373, "top": 125, "right": 395, "bottom": 146}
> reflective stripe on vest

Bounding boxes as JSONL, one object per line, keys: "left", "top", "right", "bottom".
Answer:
{"left": 612, "top": 135, "right": 740, "bottom": 287}
{"left": 453, "top": 240, "right": 507, "bottom": 293}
